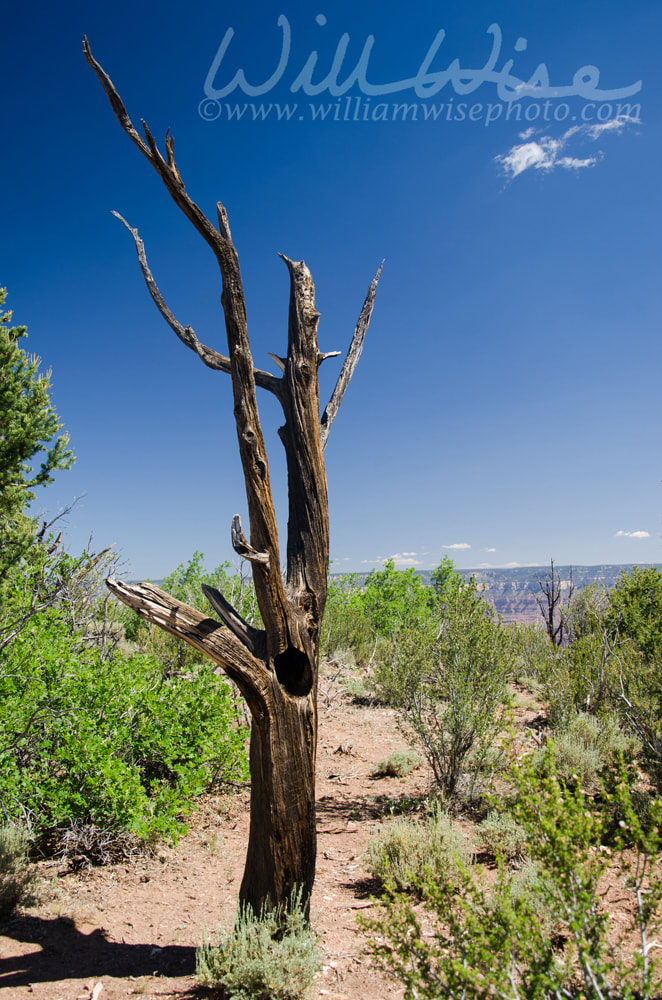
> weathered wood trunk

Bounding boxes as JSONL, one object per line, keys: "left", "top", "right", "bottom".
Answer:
{"left": 241, "top": 681, "right": 317, "bottom": 910}
{"left": 85, "top": 37, "right": 380, "bottom": 915}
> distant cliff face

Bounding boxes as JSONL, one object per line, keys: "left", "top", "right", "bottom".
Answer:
{"left": 336, "top": 565, "right": 662, "bottom": 626}
{"left": 430, "top": 565, "right": 662, "bottom": 624}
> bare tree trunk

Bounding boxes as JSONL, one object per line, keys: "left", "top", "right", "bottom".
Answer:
{"left": 84, "top": 39, "right": 381, "bottom": 915}
{"left": 241, "top": 683, "right": 317, "bottom": 907}
{"left": 536, "top": 559, "right": 574, "bottom": 647}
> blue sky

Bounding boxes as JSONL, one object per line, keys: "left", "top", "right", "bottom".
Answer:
{"left": 1, "top": 0, "right": 660, "bottom": 579}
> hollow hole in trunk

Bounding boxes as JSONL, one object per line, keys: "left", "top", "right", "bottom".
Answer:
{"left": 274, "top": 645, "right": 312, "bottom": 696}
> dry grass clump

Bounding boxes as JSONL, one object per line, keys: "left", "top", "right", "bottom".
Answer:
{"left": 366, "top": 806, "right": 471, "bottom": 892}
{"left": 196, "top": 889, "right": 321, "bottom": 1000}
{"left": 371, "top": 749, "right": 423, "bottom": 778}
{"left": 0, "top": 825, "right": 39, "bottom": 919}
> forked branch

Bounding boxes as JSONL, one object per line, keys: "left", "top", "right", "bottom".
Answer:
{"left": 112, "top": 211, "right": 280, "bottom": 392}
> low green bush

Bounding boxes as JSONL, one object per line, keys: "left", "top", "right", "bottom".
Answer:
{"left": 196, "top": 889, "right": 321, "bottom": 1000}
{"left": 363, "top": 751, "right": 662, "bottom": 1000}
{"left": 535, "top": 712, "right": 638, "bottom": 792}
{"left": 0, "top": 825, "right": 38, "bottom": 918}
{"left": 373, "top": 579, "right": 511, "bottom": 800}
{"left": 475, "top": 809, "right": 528, "bottom": 863}
{"left": 0, "top": 607, "right": 248, "bottom": 852}
{"left": 371, "top": 749, "right": 422, "bottom": 778}
{"left": 365, "top": 806, "right": 470, "bottom": 892}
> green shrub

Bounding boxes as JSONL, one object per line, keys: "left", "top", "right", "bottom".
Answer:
{"left": 0, "top": 825, "right": 38, "bottom": 918}
{"left": 196, "top": 889, "right": 321, "bottom": 1000}
{"left": 501, "top": 621, "right": 553, "bottom": 689}
{"left": 535, "top": 712, "right": 637, "bottom": 792}
{"left": 320, "top": 574, "right": 372, "bottom": 661}
{"left": 0, "top": 607, "right": 248, "bottom": 852}
{"left": 365, "top": 806, "right": 470, "bottom": 892}
{"left": 363, "top": 751, "right": 662, "bottom": 1000}
{"left": 475, "top": 809, "right": 527, "bottom": 863}
{"left": 606, "top": 566, "right": 662, "bottom": 664}
{"left": 373, "top": 580, "right": 510, "bottom": 800}
{"left": 371, "top": 749, "right": 422, "bottom": 779}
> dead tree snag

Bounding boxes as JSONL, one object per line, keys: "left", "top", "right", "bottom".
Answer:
{"left": 84, "top": 38, "right": 381, "bottom": 915}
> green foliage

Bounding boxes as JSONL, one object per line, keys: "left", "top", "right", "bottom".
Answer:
{"left": 196, "top": 889, "right": 322, "bottom": 1000}
{"left": 0, "top": 288, "right": 74, "bottom": 589}
{"left": 0, "top": 825, "right": 39, "bottom": 918}
{"left": 430, "top": 555, "right": 463, "bottom": 599}
{"left": 371, "top": 749, "right": 422, "bottom": 779}
{"left": 363, "top": 751, "right": 662, "bottom": 1000}
{"left": 374, "top": 577, "right": 510, "bottom": 799}
{"left": 0, "top": 601, "right": 248, "bottom": 850}
{"left": 361, "top": 559, "right": 434, "bottom": 636}
{"left": 536, "top": 712, "right": 637, "bottom": 792}
{"left": 319, "top": 573, "right": 368, "bottom": 660}
{"left": 475, "top": 809, "right": 528, "bottom": 863}
{"left": 365, "top": 806, "right": 470, "bottom": 892}
{"left": 501, "top": 621, "right": 552, "bottom": 691}
{"left": 321, "top": 559, "right": 447, "bottom": 665}
{"left": 606, "top": 566, "right": 662, "bottom": 664}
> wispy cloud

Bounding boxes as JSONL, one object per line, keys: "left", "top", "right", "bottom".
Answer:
{"left": 496, "top": 115, "right": 639, "bottom": 179}
{"left": 389, "top": 551, "right": 424, "bottom": 566}
{"left": 443, "top": 543, "right": 471, "bottom": 550}
{"left": 483, "top": 547, "right": 497, "bottom": 553}
{"left": 616, "top": 529, "right": 650, "bottom": 539}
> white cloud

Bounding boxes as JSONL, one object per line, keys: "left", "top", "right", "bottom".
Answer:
{"left": 585, "top": 117, "right": 636, "bottom": 139}
{"left": 615, "top": 529, "right": 650, "bottom": 539}
{"left": 496, "top": 115, "right": 639, "bottom": 179}
{"left": 483, "top": 547, "right": 497, "bottom": 553}
{"left": 443, "top": 543, "right": 471, "bottom": 550}
{"left": 389, "top": 552, "right": 423, "bottom": 566}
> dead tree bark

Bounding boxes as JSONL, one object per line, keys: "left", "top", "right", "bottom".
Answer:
{"left": 84, "top": 39, "right": 381, "bottom": 915}
{"left": 536, "top": 559, "right": 574, "bottom": 646}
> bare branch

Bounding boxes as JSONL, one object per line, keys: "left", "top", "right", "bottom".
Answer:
{"left": 82, "top": 37, "right": 151, "bottom": 157}
{"left": 268, "top": 352, "right": 286, "bottom": 373}
{"left": 201, "top": 584, "right": 265, "bottom": 657}
{"left": 113, "top": 211, "right": 231, "bottom": 370}
{"left": 83, "top": 38, "right": 227, "bottom": 263}
{"left": 86, "top": 39, "right": 292, "bottom": 654}
{"left": 320, "top": 261, "right": 383, "bottom": 449}
{"left": 106, "top": 578, "right": 270, "bottom": 710}
{"left": 231, "top": 514, "right": 270, "bottom": 567}
{"left": 112, "top": 212, "right": 281, "bottom": 393}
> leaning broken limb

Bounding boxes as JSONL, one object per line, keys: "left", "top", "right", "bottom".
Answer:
{"left": 84, "top": 37, "right": 381, "bottom": 915}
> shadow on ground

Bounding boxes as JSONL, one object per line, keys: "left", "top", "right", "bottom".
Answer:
{"left": 0, "top": 914, "right": 196, "bottom": 989}
{"left": 317, "top": 790, "right": 429, "bottom": 824}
